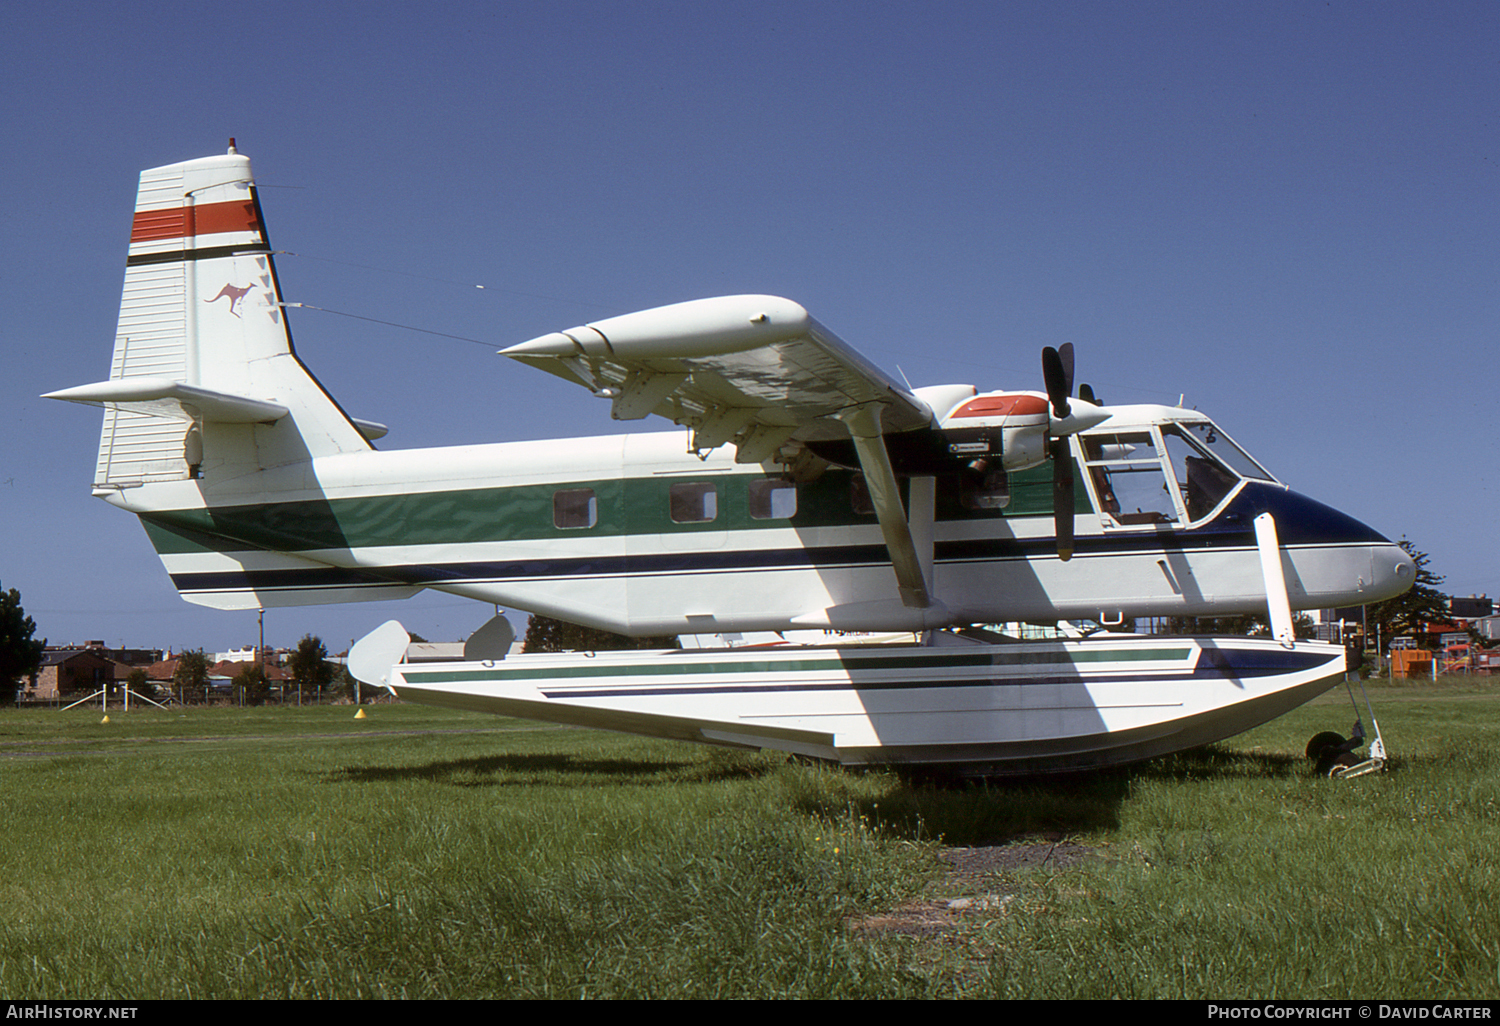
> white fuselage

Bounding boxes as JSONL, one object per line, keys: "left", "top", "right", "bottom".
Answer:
{"left": 111, "top": 405, "right": 1414, "bottom": 636}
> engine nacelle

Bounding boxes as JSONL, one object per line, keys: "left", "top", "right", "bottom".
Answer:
{"left": 803, "top": 390, "right": 1065, "bottom": 477}
{"left": 941, "top": 391, "right": 1052, "bottom": 473}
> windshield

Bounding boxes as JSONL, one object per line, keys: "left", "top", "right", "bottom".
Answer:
{"left": 1081, "top": 419, "right": 1269, "bottom": 527}
{"left": 1175, "top": 421, "right": 1274, "bottom": 482}
{"left": 1160, "top": 426, "right": 1240, "bottom": 521}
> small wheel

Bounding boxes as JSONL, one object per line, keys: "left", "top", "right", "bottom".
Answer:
{"left": 1319, "top": 751, "right": 1361, "bottom": 778}
{"left": 1306, "top": 731, "right": 1346, "bottom": 761}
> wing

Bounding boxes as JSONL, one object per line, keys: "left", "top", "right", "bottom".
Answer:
{"left": 501, "top": 295, "right": 934, "bottom": 462}
{"left": 502, "top": 295, "right": 943, "bottom": 612}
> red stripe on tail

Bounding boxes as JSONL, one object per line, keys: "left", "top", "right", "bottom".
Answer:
{"left": 130, "top": 199, "right": 262, "bottom": 243}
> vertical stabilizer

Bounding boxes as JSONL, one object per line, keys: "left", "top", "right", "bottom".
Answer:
{"left": 83, "top": 147, "right": 370, "bottom": 488}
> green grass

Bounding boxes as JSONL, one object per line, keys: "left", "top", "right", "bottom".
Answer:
{"left": 953, "top": 682, "right": 1500, "bottom": 999}
{"left": 1, "top": 682, "right": 1497, "bottom": 999}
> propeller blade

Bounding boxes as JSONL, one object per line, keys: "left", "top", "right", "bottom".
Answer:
{"left": 1041, "top": 346, "right": 1071, "bottom": 419}
{"left": 1052, "top": 436, "right": 1075, "bottom": 561}
{"left": 1078, "top": 382, "right": 1098, "bottom": 405}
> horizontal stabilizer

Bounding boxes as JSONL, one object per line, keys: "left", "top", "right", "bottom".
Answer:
{"left": 351, "top": 418, "right": 388, "bottom": 441}
{"left": 349, "top": 620, "right": 412, "bottom": 691}
{"left": 45, "top": 377, "right": 289, "bottom": 424}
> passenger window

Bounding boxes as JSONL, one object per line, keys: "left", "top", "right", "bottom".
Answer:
{"left": 748, "top": 478, "right": 797, "bottom": 520}
{"left": 553, "top": 488, "right": 597, "bottom": 529}
{"left": 669, "top": 482, "right": 718, "bottom": 523}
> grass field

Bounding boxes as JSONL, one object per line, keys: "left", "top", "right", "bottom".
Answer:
{"left": 1, "top": 680, "right": 1496, "bottom": 999}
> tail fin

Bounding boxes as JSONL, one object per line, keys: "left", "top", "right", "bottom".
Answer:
{"left": 47, "top": 145, "right": 375, "bottom": 489}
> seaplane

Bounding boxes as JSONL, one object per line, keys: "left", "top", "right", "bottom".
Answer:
{"left": 47, "top": 146, "right": 1415, "bottom": 775}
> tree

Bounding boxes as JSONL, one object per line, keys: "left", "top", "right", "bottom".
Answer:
{"left": 521, "top": 614, "right": 678, "bottom": 653}
{"left": 173, "top": 649, "right": 210, "bottom": 704}
{"left": 288, "top": 634, "right": 335, "bottom": 705}
{"left": 125, "top": 667, "right": 151, "bottom": 699}
{"left": 336, "top": 665, "right": 361, "bottom": 702}
{"left": 0, "top": 583, "right": 45, "bottom": 704}
{"left": 1365, "top": 539, "right": 1448, "bottom": 652}
{"left": 232, "top": 663, "right": 271, "bottom": 706}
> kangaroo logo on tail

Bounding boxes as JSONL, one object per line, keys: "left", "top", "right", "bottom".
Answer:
{"left": 205, "top": 283, "right": 254, "bottom": 318}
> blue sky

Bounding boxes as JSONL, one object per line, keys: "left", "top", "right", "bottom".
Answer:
{"left": 2, "top": 1, "right": 1495, "bottom": 653}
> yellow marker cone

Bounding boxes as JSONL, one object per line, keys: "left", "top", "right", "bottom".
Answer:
{"left": 101, "top": 715, "right": 110, "bottom": 723}
{"left": 354, "top": 708, "right": 367, "bottom": 719}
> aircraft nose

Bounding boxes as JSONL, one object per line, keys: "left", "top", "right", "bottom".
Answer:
{"left": 1368, "top": 542, "right": 1416, "bottom": 603}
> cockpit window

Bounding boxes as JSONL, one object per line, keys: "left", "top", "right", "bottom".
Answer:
{"left": 1177, "top": 422, "right": 1273, "bottom": 482}
{"left": 1082, "top": 420, "right": 1271, "bottom": 528}
{"left": 1161, "top": 427, "right": 1238, "bottom": 521}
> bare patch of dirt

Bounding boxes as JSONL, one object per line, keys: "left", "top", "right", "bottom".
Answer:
{"left": 848, "top": 837, "right": 1101, "bottom": 938}
{"left": 939, "top": 840, "right": 1097, "bottom": 877}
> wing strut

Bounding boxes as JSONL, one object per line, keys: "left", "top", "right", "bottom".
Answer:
{"left": 839, "top": 403, "right": 933, "bottom": 609}
{"left": 1253, "top": 512, "right": 1297, "bottom": 648}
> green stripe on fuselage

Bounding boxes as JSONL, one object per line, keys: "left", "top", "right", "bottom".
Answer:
{"left": 139, "top": 463, "right": 1073, "bottom": 556}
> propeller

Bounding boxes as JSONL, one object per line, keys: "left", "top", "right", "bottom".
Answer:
{"left": 1041, "top": 343, "right": 1077, "bottom": 561}
{"left": 1041, "top": 343, "right": 1073, "bottom": 419}
{"left": 1051, "top": 436, "right": 1074, "bottom": 561}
